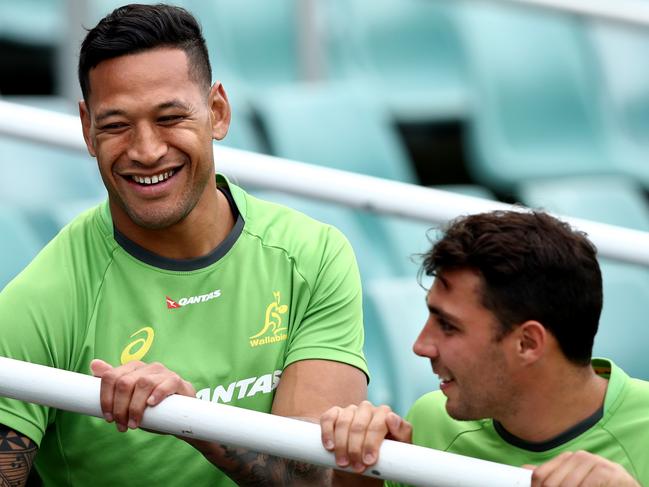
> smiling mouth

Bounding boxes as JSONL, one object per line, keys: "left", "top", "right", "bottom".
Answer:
{"left": 130, "top": 169, "right": 176, "bottom": 186}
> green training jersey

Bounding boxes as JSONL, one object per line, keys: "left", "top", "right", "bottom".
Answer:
{"left": 0, "top": 176, "right": 368, "bottom": 486}
{"left": 387, "top": 359, "right": 649, "bottom": 487}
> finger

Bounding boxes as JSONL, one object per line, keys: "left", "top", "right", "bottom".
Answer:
{"left": 531, "top": 452, "right": 574, "bottom": 487}
{"left": 96, "top": 360, "right": 142, "bottom": 424}
{"left": 360, "top": 406, "right": 393, "bottom": 467}
{"left": 126, "top": 372, "right": 167, "bottom": 429}
{"left": 558, "top": 453, "right": 598, "bottom": 487}
{"left": 90, "top": 359, "right": 112, "bottom": 378}
{"left": 320, "top": 407, "right": 341, "bottom": 451}
{"left": 347, "top": 401, "right": 376, "bottom": 472}
{"left": 109, "top": 361, "right": 153, "bottom": 430}
{"left": 333, "top": 405, "right": 358, "bottom": 468}
{"left": 146, "top": 371, "right": 193, "bottom": 407}
{"left": 386, "top": 412, "right": 413, "bottom": 443}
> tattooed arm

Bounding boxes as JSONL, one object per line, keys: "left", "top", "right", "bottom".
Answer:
{"left": 0, "top": 424, "right": 37, "bottom": 487}
{"left": 185, "top": 437, "right": 331, "bottom": 486}
{"left": 186, "top": 360, "right": 368, "bottom": 486}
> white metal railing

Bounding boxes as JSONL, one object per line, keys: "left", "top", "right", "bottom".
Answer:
{"left": 0, "top": 357, "right": 531, "bottom": 487}
{"left": 475, "top": 0, "right": 649, "bottom": 27}
{"left": 2, "top": 100, "right": 649, "bottom": 266}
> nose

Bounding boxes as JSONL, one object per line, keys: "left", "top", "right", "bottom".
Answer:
{"left": 412, "top": 320, "right": 439, "bottom": 359}
{"left": 127, "top": 123, "right": 167, "bottom": 165}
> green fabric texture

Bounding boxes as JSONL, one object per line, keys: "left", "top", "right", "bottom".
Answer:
{"left": 386, "top": 359, "right": 649, "bottom": 486}
{"left": 0, "top": 176, "right": 367, "bottom": 486}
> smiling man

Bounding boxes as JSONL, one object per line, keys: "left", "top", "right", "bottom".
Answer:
{"left": 0, "top": 4, "right": 368, "bottom": 486}
{"left": 320, "top": 211, "right": 649, "bottom": 487}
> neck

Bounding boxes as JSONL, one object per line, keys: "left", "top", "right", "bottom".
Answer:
{"left": 497, "top": 361, "right": 608, "bottom": 443}
{"left": 111, "top": 185, "right": 235, "bottom": 260}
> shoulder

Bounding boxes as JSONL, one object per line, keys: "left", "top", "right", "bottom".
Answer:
{"left": 235, "top": 187, "right": 356, "bottom": 273}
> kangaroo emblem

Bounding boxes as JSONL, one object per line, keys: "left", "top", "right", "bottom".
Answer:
{"left": 250, "top": 291, "right": 288, "bottom": 339}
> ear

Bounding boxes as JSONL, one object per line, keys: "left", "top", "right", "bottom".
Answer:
{"left": 208, "top": 82, "right": 231, "bottom": 141}
{"left": 514, "top": 321, "right": 546, "bottom": 364}
{"left": 79, "top": 100, "right": 97, "bottom": 157}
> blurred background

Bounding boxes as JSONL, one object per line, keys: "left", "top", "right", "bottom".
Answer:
{"left": 2, "top": 0, "right": 649, "bottom": 416}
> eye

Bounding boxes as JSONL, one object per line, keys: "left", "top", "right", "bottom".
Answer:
{"left": 435, "top": 316, "right": 457, "bottom": 335}
{"left": 99, "top": 122, "right": 128, "bottom": 131}
{"left": 158, "top": 114, "right": 184, "bottom": 124}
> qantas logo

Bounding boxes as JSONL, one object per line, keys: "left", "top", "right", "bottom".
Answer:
{"left": 166, "top": 289, "right": 221, "bottom": 309}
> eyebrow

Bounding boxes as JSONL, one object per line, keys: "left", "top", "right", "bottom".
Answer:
{"left": 94, "top": 100, "right": 192, "bottom": 124}
{"left": 425, "top": 299, "right": 461, "bottom": 325}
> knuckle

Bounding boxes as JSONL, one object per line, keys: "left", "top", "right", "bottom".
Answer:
{"left": 320, "top": 407, "right": 340, "bottom": 422}
{"left": 378, "top": 405, "right": 392, "bottom": 414}
{"left": 136, "top": 375, "right": 154, "bottom": 388}
{"left": 349, "top": 422, "right": 368, "bottom": 434}
{"left": 116, "top": 376, "right": 135, "bottom": 392}
{"left": 149, "top": 361, "right": 165, "bottom": 372}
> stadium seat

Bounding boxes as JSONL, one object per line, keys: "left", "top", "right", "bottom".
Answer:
{"left": 328, "top": 0, "right": 469, "bottom": 122}
{"left": 518, "top": 175, "right": 649, "bottom": 232}
{"left": 219, "top": 87, "right": 266, "bottom": 153}
{"left": 0, "top": 205, "right": 43, "bottom": 290}
{"left": 457, "top": 2, "right": 614, "bottom": 192}
{"left": 0, "top": 0, "right": 63, "bottom": 45}
{"left": 380, "top": 184, "right": 497, "bottom": 277}
{"left": 588, "top": 21, "right": 649, "bottom": 188}
{"left": 255, "top": 84, "right": 417, "bottom": 182}
{"left": 190, "top": 0, "right": 301, "bottom": 89}
{"left": 364, "top": 277, "right": 439, "bottom": 415}
{"left": 0, "top": 136, "right": 104, "bottom": 207}
{"left": 595, "top": 262, "right": 649, "bottom": 381}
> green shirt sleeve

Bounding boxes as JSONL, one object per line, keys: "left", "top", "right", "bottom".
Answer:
{"left": 283, "top": 225, "right": 369, "bottom": 380}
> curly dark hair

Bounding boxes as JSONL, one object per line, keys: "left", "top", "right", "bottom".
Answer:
{"left": 421, "top": 210, "right": 602, "bottom": 365}
{"left": 78, "top": 3, "right": 211, "bottom": 103}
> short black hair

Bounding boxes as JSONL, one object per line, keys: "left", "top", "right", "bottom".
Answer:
{"left": 78, "top": 3, "right": 211, "bottom": 103}
{"left": 421, "top": 210, "right": 603, "bottom": 365}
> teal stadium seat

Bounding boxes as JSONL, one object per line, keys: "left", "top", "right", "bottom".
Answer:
{"left": 0, "top": 206, "right": 42, "bottom": 290}
{"left": 190, "top": 0, "right": 300, "bottom": 89}
{"left": 364, "top": 277, "right": 439, "bottom": 415}
{"left": 219, "top": 88, "right": 266, "bottom": 153}
{"left": 518, "top": 175, "right": 649, "bottom": 379}
{"left": 329, "top": 0, "right": 468, "bottom": 121}
{"left": 588, "top": 21, "right": 649, "bottom": 188}
{"left": 0, "top": 0, "right": 63, "bottom": 45}
{"left": 0, "top": 139, "right": 105, "bottom": 206}
{"left": 0, "top": 135, "right": 105, "bottom": 240}
{"left": 255, "top": 84, "right": 417, "bottom": 181}
{"left": 457, "top": 3, "right": 614, "bottom": 192}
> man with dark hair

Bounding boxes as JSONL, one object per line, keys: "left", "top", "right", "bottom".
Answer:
{"left": 0, "top": 4, "right": 368, "bottom": 486}
{"left": 320, "top": 210, "right": 649, "bottom": 486}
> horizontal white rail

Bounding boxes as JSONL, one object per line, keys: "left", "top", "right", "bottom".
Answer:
{"left": 2, "top": 100, "right": 649, "bottom": 266}
{"left": 475, "top": 0, "right": 649, "bottom": 27}
{"left": 0, "top": 357, "right": 532, "bottom": 487}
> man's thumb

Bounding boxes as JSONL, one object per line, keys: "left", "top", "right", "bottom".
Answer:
{"left": 90, "top": 358, "right": 113, "bottom": 377}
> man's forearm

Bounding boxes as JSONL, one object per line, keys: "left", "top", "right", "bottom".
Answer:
{"left": 0, "top": 425, "right": 37, "bottom": 487}
{"left": 189, "top": 439, "right": 331, "bottom": 486}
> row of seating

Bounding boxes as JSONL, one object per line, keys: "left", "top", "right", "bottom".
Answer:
{"left": 3, "top": 0, "right": 649, "bottom": 411}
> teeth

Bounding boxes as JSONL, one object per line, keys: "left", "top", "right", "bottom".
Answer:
{"left": 132, "top": 170, "right": 174, "bottom": 185}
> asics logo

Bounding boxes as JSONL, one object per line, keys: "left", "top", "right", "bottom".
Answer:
{"left": 120, "top": 326, "right": 155, "bottom": 365}
{"left": 166, "top": 289, "right": 221, "bottom": 309}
